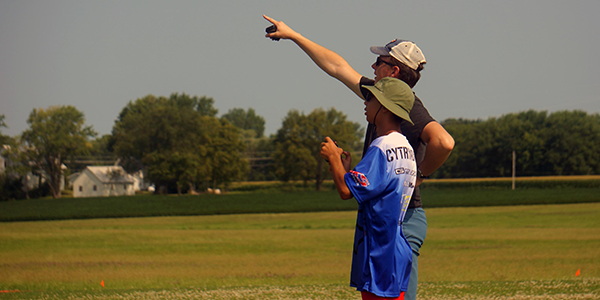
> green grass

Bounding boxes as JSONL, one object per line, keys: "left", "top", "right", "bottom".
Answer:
{"left": 2, "top": 187, "right": 600, "bottom": 222}
{"left": 1, "top": 203, "right": 599, "bottom": 299}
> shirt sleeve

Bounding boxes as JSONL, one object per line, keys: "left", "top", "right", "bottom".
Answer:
{"left": 360, "top": 76, "right": 376, "bottom": 100}
{"left": 345, "top": 146, "right": 387, "bottom": 204}
{"left": 401, "top": 95, "right": 435, "bottom": 150}
{"left": 360, "top": 77, "right": 378, "bottom": 155}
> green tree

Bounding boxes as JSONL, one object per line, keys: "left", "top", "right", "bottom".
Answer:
{"left": 439, "top": 110, "right": 600, "bottom": 178}
{"left": 436, "top": 118, "right": 478, "bottom": 178}
{"left": 0, "top": 115, "right": 8, "bottom": 146}
{"left": 88, "top": 134, "right": 115, "bottom": 157}
{"left": 143, "top": 150, "right": 207, "bottom": 195}
{"left": 197, "top": 96, "right": 219, "bottom": 117}
{"left": 113, "top": 93, "right": 246, "bottom": 194}
{"left": 21, "top": 106, "right": 96, "bottom": 198}
{"left": 221, "top": 108, "right": 266, "bottom": 138}
{"left": 542, "top": 110, "right": 600, "bottom": 175}
{"left": 0, "top": 116, "right": 21, "bottom": 200}
{"left": 244, "top": 135, "right": 276, "bottom": 181}
{"left": 0, "top": 116, "right": 40, "bottom": 200}
{"left": 206, "top": 119, "right": 248, "bottom": 189}
{"left": 478, "top": 111, "right": 548, "bottom": 177}
{"left": 273, "top": 108, "right": 362, "bottom": 190}
{"left": 442, "top": 112, "right": 549, "bottom": 178}
{"left": 114, "top": 94, "right": 209, "bottom": 192}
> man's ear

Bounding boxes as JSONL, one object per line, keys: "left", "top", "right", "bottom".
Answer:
{"left": 392, "top": 66, "right": 400, "bottom": 78}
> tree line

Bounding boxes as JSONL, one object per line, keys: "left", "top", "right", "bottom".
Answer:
{"left": 0, "top": 93, "right": 363, "bottom": 199}
{"left": 435, "top": 110, "right": 600, "bottom": 178}
{"left": 2, "top": 93, "right": 599, "bottom": 200}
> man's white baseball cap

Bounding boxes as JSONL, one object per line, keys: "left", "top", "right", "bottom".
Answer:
{"left": 370, "top": 39, "right": 426, "bottom": 71}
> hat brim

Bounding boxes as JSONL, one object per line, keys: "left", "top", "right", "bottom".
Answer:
{"left": 363, "top": 85, "right": 413, "bottom": 125}
{"left": 370, "top": 46, "right": 390, "bottom": 56}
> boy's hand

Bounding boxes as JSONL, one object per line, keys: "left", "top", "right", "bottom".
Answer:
{"left": 320, "top": 137, "right": 344, "bottom": 164}
{"left": 321, "top": 137, "right": 353, "bottom": 200}
{"left": 341, "top": 150, "right": 352, "bottom": 172}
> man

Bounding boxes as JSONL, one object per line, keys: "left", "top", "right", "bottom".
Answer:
{"left": 321, "top": 77, "right": 416, "bottom": 300}
{"left": 264, "top": 15, "right": 454, "bottom": 300}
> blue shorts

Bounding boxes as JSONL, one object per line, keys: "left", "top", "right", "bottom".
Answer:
{"left": 402, "top": 207, "right": 427, "bottom": 300}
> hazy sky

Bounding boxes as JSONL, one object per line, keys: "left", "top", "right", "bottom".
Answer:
{"left": 1, "top": 0, "right": 599, "bottom": 138}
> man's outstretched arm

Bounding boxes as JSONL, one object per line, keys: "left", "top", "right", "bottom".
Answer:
{"left": 264, "top": 15, "right": 364, "bottom": 99}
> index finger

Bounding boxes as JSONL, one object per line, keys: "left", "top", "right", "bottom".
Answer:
{"left": 263, "top": 15, "right": 277, "bottom": 24}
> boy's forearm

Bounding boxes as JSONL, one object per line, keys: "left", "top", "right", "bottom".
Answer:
{"left": 329, "top": 159, "right": 353, "bottom": 200}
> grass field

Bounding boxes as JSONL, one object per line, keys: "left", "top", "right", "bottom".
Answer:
{"left": 1, "top": 202, "right": 599, "bottom": 299}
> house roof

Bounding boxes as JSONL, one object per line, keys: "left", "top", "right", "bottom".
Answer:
{"left": 86, "top": 166, "right": 135, "bottom": 184}
{"left": 67, "top": 172, "right": 81, "bottom": 184}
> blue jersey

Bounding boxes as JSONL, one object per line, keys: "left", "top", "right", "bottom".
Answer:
{"left": 345, "top": 132, "right": 417, "bottom": 298}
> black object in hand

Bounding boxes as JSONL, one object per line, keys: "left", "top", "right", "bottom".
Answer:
{"left": 265, "top": 25, "right": 280, "bottom": 41}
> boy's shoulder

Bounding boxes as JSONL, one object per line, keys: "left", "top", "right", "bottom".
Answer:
{"left": 370, "top": 132, "right": 411, "bottom": 150}
{"left": 367, "top": 132, "right": 415, "bottom": 163}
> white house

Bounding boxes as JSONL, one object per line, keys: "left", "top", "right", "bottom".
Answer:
{"left": 73, "top": 166, "right": 135, "bottom": 198}
{"left": 130, "top": 170, "right": 151, "bottom": 192}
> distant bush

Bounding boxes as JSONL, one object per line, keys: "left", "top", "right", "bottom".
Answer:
{"left": 0, "top": 176, "right": 24, "bottom": 201}
{"left": 229, "top": 181, "right": 336, "bottom": 193}
{"left": 421, "top": 178, "right": 600, "bottom": 190}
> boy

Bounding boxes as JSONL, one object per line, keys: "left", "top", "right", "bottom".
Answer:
{"left": 321, "top": 77, "right": 417, "bottom": 300}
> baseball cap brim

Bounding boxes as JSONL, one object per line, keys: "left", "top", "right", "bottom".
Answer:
{"left": 370, "top": 46, "right": 390, "bottom": 56}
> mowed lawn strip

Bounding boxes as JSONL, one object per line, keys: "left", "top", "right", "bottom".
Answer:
{"left": 3, "top": 280, "right": 599, "bottom": 300}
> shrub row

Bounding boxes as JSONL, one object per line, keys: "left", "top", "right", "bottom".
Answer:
{"left": 421, "top": 178, "right": 600, "bottom": 190}
{"left": 2, "top": 177, "right": 599, "bottom": 222}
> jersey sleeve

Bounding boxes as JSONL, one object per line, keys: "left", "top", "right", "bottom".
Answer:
{"left": 345, "top": 146, "right": 387, "bottom": 204}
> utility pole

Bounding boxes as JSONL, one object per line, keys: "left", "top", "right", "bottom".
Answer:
{"left": 512, "top": 151, "right": 516, "bottom": 190}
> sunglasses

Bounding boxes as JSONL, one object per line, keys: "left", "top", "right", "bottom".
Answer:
{"left": 375, "top": 57, "right": 396, "bottom": 67}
